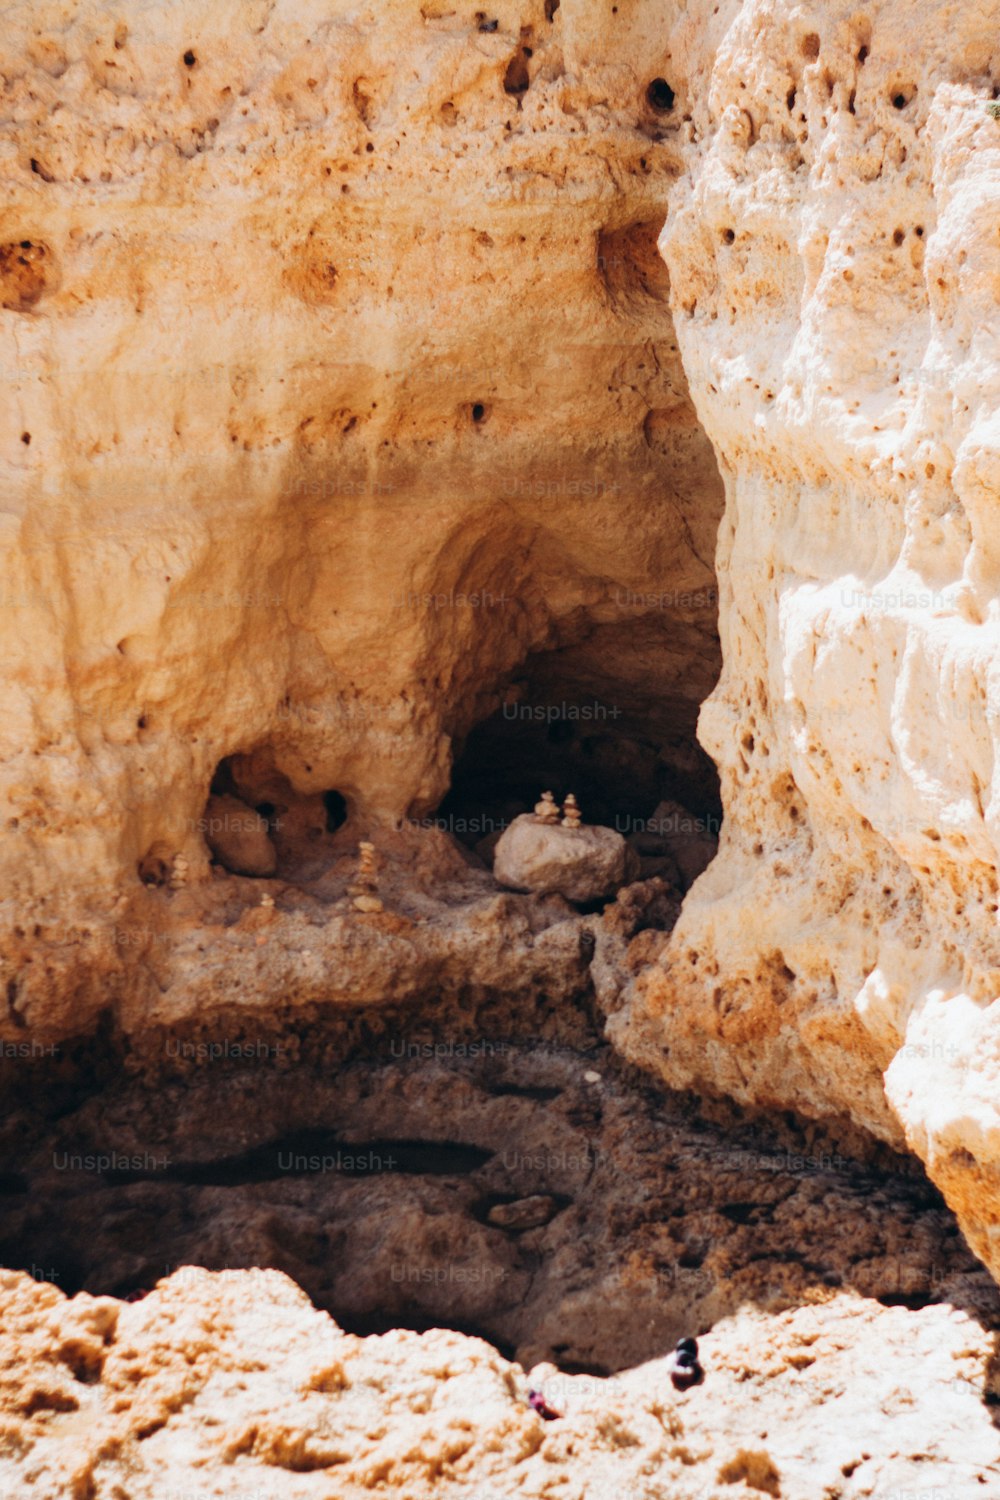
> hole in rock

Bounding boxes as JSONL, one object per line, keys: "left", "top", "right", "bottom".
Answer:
{"left": 435, "top": 627, "right": 723, "bottom": 894}
{"left": 544, "top": 0, "right": 560, "bottom": 18}
{"left": 0, "top": 239, "right": 52, "bottom": 311}
{"left": 1, "top": 1021, "right": 994, "bottom": 1378}
{"left": 646, "top": 78, "right": 675, "bottom": 112}
{"left": 183, "top": 49, "right": 196, "bottom": 67}
{"left": 322, "top": 789, "right": 348, "bottom": 833}
{"left": 471, "top": 400, "right": 487, "bottom": 422}
{"left": 503, "top": 51, "right": 531, "bottom": 96}
{"left": 137, "top": 845, "right": 171, "bottom": 888}
{"left": 200, "top": 754, "right": 352, "bottom": 883}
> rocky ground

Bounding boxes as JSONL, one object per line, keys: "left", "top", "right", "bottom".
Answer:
{"left": 3, "top": 0, "right": 1000, "bottom": 1492}
{"left": 5, "top": 1264, "right": 999, "bottom": 1500}
{"left": 1, "top": 1019, "right": 998, "bottom": 1495}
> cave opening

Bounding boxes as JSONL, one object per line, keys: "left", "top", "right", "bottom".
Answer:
{"left": 437, "top": 627, "right": 723, "bottom": 894}
{"left": 200, "top": 753, "right": 352, "bottom": 882}
{"left": 322, "top": 788, "right": 349, "bottom": 833}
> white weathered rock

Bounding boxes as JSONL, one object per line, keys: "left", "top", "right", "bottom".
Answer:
{"left": 494, "top": 814, "right": 632, "bottom": 903}
{"left": 352, "top": 893, "right": 384, "bottom": 914}
{"left": 1, "top": 1268, "right": 997, "bottom": 1498}
{"left": 612, "top": 0, "right": 1000, "bottom": 1286}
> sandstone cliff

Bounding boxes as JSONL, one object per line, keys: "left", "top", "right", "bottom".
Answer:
{"left": 615, "top": 0, "right": 1000, "bottom": 1287}
{"left": 0, "top": 0, "right": 721, "bottom": 1040}
{"left": 3, "top": 0, "right": 1000, "bottom": 1489}
{"left": 2, "top": 0, "right": 999, "bottom": 1320}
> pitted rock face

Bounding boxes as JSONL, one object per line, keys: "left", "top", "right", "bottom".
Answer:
{"left": 613, "top": 0, "right": 1000, "bottom": 1287}
{"left": 0, "top": 0, "right": 722, "bottom": 1044}
{"left": 493, "top": 814, "right": 635, "bottom": 903}
{"left": 2, "top": 0, "right": 999, "bottom": 1369}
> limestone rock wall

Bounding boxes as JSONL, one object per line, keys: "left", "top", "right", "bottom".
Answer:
{"left": 6, "top": 0, "right": 1000, "bottom": 1294}
{"left": 0, "top": 1, "right": 722, "bottom": 1038}
{"left": 615, "top": 0, "right": 1000, "bottom": 1281}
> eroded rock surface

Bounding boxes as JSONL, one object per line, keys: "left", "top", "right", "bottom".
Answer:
{"left": 1, "top": 1268, "right": 998, "bottom": 1498}
{"left": 0, "top": 0, "right": 722, "bottom": 1044}
{"left": 1, "top": 1039, "right": 999, "bottom": 1496}
{"left": 613, "top": 0, "right": 1000, "bottom": 1286}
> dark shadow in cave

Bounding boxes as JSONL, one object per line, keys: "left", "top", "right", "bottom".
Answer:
{"left": 200, "top": 753, "right": 352, "bottom": 883}
{"left": 2, "top": 1019, "right": 997, "bottom": 1387}
{"left": 436, "top": 619, "right": 722, "bottom": 890}
{"left": 439, "top": 698, "right": 719, "bottom": 838}
{"left": 322, "top": 789, "right": 349, "bottom": 833}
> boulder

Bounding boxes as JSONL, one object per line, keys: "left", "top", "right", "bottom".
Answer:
{"left": 493, "top": 814, "right": 633, "bottom": 904}
{"left": 202, "top": 794, "right": 277, "bottom": 877}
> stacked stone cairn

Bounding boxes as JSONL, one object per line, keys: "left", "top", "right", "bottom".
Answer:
{"left": 349, "top": 842, "right": 384, "bottom": 914}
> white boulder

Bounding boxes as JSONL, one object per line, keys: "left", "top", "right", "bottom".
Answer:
{"left": 493, "top": 814, "right": 634, "bottom": 903}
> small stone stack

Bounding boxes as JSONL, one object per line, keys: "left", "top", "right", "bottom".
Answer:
{"left": 534, "top": 790, "right": 560, "bottom": 824}
{"left": 169, "top": 854, "right": 189, "bottom": 891}
{"left": 561, "top": 793, "right": 582, "bottom": 830}
{"left": 349, "top": 841, "right": 384, "bottom": 914}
